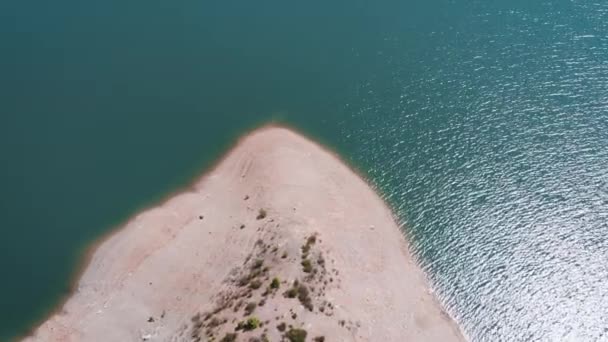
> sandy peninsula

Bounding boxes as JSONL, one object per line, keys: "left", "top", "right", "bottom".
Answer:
{"left": 24, "top": 126, "right": 465, "bottom": 342}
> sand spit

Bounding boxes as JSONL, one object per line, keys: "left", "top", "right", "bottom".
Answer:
{"left": 24, "top": 126, "right": 464, "bottom": 342}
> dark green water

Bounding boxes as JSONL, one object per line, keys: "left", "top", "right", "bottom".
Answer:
{"left": 2, "top": 0, "right": 608, "bottom": 340}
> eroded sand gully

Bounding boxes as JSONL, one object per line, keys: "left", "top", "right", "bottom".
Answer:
{"left": 25, "top": 127, "right": 465, "bottom": 342}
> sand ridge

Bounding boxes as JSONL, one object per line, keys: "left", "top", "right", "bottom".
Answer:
{"left": 24, "top": 126, "right": 465, "bottom": 342}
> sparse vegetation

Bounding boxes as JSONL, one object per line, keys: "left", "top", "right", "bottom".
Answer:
{"left": 285, "top": 328, "right": 307, "bottom": 342}
{"left": 314, "top": 337, "right": 326, "bottom": 342}
{"left": 277, "top": 322, "right": 287, "bottom": 332}
{"left": 190, "top": 313, "right": 204, "bottom": 340}
{"left": 238, "top": 260, "right": 267, "bottom": 288}
{"left": 270, "top": 277, "right": 280, "bottom": 289}
{"left": 283, "top": 281, "right": 313, "bottom": 311}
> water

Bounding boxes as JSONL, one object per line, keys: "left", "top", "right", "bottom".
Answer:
{"left": 1, "top": 0, "right": 607, "bottom": 340}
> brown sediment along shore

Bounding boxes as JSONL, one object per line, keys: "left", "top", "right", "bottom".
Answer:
{"left": 24, "top": 126, "right": 465, "bottom": 342}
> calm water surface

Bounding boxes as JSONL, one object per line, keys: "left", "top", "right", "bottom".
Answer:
{"left": 1, "top": 0, "right": 607, "bottom": 340}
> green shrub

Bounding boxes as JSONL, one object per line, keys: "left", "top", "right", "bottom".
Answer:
{"left": 270, "top": 277, "right": 280, "bottom": 289}
{"left": 236, "top": 317, "right": 260, "bottom": 331}
{"left": 285, "top": 328, "right": 307, "bottom": 342}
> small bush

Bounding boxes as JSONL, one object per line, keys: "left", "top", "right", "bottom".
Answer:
{"left": 252, "top": 259, "right": 264, "bottom": 269}
{"left": 301, "top": 235, "right": 316, "bottom": 255}
{"left": 250, "top": 279, "right": 262, "bottom": 290}
{"left": 236, "top": 317, "right": 260, "bottom": 331}
{"left": 285, "top": 328, "right": 307, "bottom": 342}
{"left": 270, "top": 277, "right": 280, "bottom": 289}
{"left": 238, "top": 276, "right": 251, "bottom": 287}
{"left": 284, "top": 280, "right": 300, "bottom": 298}
{"left": 284, "top": 287, "right": 298, "bottom": 298}
{"left": 307, "top": 235, "right": 317, "bottom": 245}
{"left": 233, "top": 299, "right": 244, "bottom": 312}
{"left": 297, "top": 285, "right": 313, "bottom": 311}
{"left": 314, "top": 337, "right": 325, "bottom": 342}
{"left": 244, "top": 302, "right": 257, "bottom": 315}
{"left": 277, "top": 322, "right": 287, "bottom": 332}
{"left": 208, "top": 317, "right": 222, "bottom": 328}
{"left": 301, "top": 259, "right": 313, "bottom": 273}
{"left": 256, "top": 209, "right": 267, "bottom": 220}
{"left": 220, "top": 332, "right": 238, "bottom": 342}
{"left": 317, "top": 255, "right": 325, "bottom": 266}
{"left": 301, "top": 244, "right": 311, "bottom": 255}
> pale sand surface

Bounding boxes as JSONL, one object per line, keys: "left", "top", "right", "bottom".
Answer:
{"left": 25, "top": 126, "right": 465, "bottom": 342}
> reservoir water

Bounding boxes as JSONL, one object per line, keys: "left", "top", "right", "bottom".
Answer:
{"left": 1, "top": 0, "right": 607, "bottom": 340}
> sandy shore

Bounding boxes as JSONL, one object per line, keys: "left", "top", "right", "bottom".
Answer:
{"left": 24, "top": 126, "right": 465, "bottom": 342}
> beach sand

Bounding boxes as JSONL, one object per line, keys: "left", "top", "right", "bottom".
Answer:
{"left": 24, "top": 126, "right": 465, "bottom": 341}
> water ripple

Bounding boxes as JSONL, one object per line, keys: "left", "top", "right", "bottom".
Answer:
{"left": 340, "top": 1, "right": 608, "bottom": 340}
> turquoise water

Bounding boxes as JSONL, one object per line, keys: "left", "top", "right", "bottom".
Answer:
{"left": 2, "top": 0, "right": 608, "bottom": 340}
